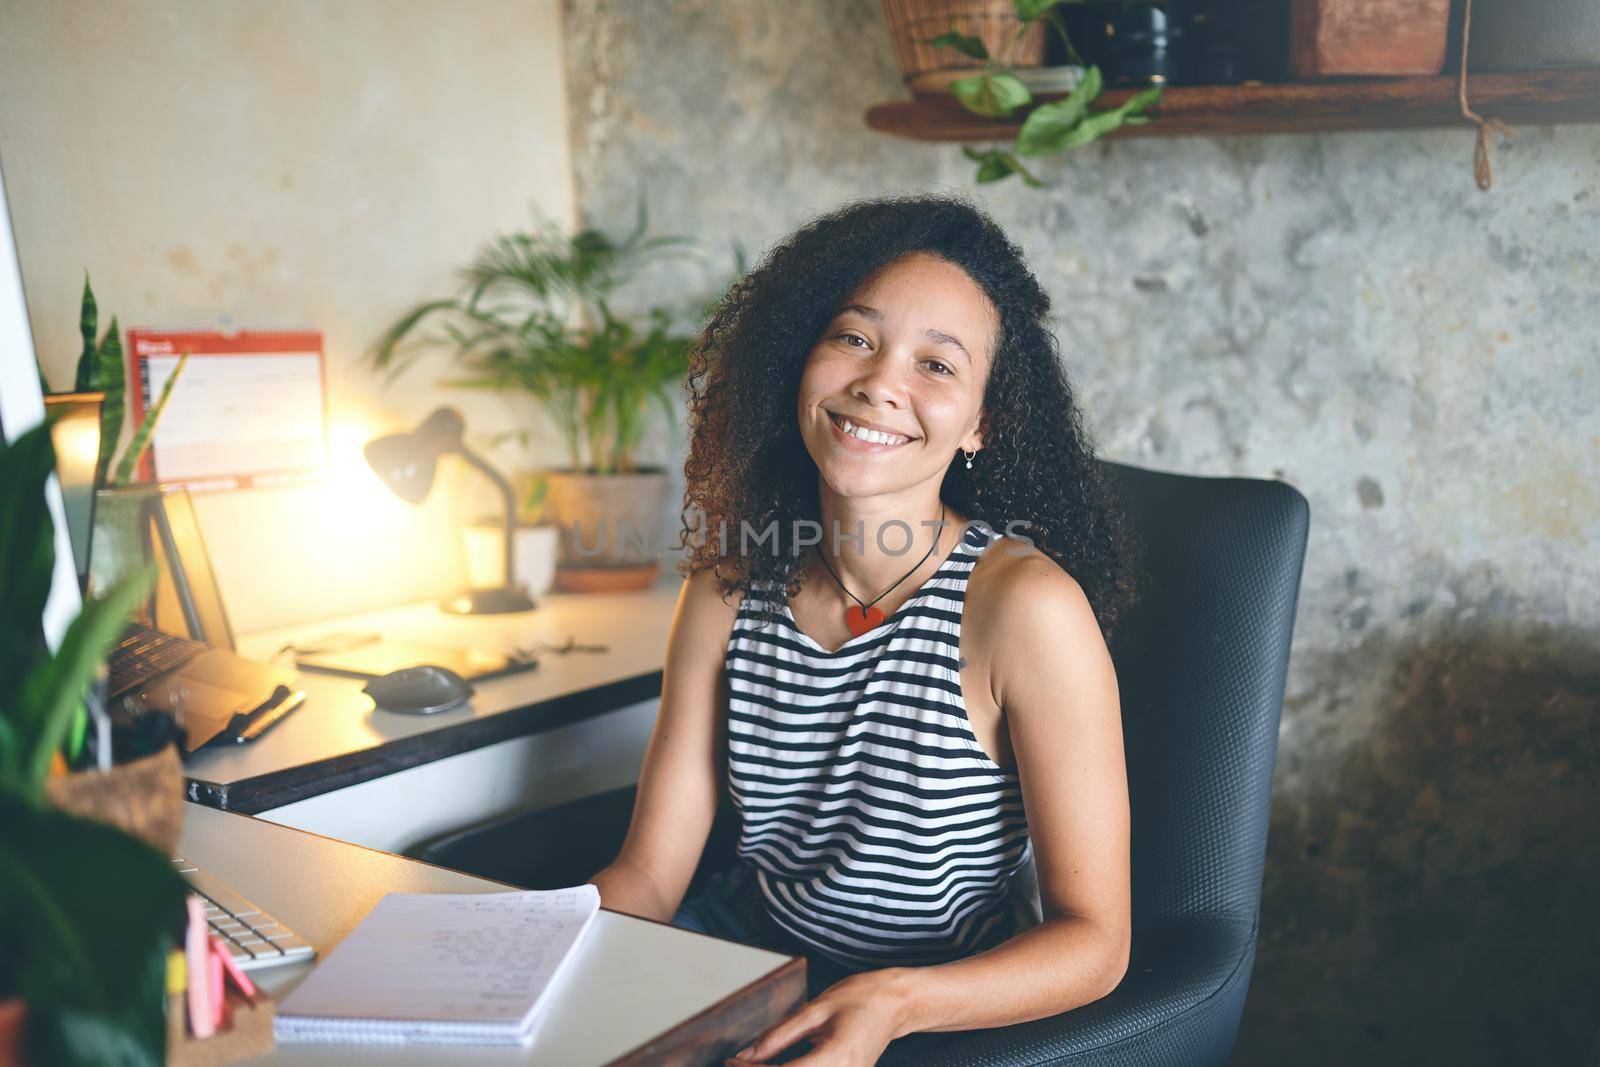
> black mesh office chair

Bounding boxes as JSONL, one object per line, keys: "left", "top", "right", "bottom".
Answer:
{"left": 411, "top": 460, "right": 1311, "bottom": 1066}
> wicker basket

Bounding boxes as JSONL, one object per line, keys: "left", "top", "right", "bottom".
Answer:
{"left": 882, "top": 0, "right": 1048, "bottom": 97}
{"left": 44, "top": 744, "right": 186, "bottom": 855}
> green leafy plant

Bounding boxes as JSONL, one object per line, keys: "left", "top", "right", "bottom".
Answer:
{"left": 67, "top": 275, "right": 190, "bottom": 488}
{"left": 371, "top": 192, "right": 733, "bottom": 477}
{"left": 929, "top": 0, "right": 1163, "bottom": 187}
{"left": 0, "top": 420, "right": 190, "bottom": 1067}
{"left": 489, "top": 237, "right": 749, "bottom": 523}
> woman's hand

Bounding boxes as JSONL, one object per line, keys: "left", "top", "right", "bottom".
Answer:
{"left": 725, "top": 968, "right": 912, "bottom": 1067}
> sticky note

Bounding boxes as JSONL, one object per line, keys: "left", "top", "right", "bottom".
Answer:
{"left": 214, "top": 938, "right": 258, "bottom": 1003}
{"left": 185, "top": 896, "right": 214, "bottom": 1039}
{"left": 209, "top": 944, "right": 225, "bottom": 1031}
{"left": 166, "top": 949, "right": 186, "bottom": 997}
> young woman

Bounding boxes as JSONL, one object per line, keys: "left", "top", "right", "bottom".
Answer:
{"left": 590, "top": 193, "right": 1144, "bottom": 1066}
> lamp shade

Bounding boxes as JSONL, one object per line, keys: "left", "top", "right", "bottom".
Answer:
{"left": 362, "top": 407, "right": 466, "bottom": 505}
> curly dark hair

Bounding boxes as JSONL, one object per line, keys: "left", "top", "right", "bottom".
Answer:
{"left": 675, "top": 191, "right": 1145, "bottom": 644}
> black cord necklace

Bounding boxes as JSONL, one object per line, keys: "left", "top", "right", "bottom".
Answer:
{"left": 812, "top": 501, "right": 947, "bottom": 637}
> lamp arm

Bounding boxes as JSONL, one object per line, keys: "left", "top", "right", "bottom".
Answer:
{"left": 454, "top": 444, "right": 520, "bottom": 589}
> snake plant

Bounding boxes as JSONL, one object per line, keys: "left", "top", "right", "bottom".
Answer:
{"left": 68, "top": 275, "right": 189, "bottom": 487}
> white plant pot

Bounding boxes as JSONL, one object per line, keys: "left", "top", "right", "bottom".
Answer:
{"left": 462, "top": 524, "right": 560, "bottom": 597}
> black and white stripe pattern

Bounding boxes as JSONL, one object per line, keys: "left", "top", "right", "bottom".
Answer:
{"left": 724, "top": 520, "right": 1032, "bottom": 970}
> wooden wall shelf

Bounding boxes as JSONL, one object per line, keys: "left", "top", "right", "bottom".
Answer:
{"left": 865, "top": 67, "right": 1600, "bottom": 141}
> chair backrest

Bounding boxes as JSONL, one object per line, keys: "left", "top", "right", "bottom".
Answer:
{"left": 1099, "top": 459, "right": 1309, "bottom": 930}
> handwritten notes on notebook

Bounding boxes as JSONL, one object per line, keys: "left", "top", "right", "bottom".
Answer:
{"left": 274, "top": 885, "right": 601, "bottom": 1046}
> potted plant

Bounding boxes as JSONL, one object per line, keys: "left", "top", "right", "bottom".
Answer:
{"left": 371, "top": 193, "right": 728, "bottom": 593}
{"left": 887, "top": 0, "right": 1163, "bottom": 187}
{"left": 0, "top": 420, "right": 191, "bottom": 1067}
{"left": 44, "top": 275, "right": 190, "bottom": 601}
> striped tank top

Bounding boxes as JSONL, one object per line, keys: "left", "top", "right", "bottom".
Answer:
{"left": 723, "top": 519, "right": 1033, "bottom": 970}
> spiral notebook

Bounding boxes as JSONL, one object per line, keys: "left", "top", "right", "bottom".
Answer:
{"left": 274, "top": 885, "right": 600, "bottom": 1046}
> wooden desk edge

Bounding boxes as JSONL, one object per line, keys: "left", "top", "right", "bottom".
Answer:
{"left": 606, "top": 956, "right": 807, "bottom": 1067}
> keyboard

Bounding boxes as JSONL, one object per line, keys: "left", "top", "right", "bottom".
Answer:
{"left": 109, "top": 623, "right": 208, "bottom": 699}
{"left": 172, "top": 853, "right": 317, "bottom": 972}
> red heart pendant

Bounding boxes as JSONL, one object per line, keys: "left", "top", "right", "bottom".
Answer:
{"left": 845, "top": 604, "right": 886, "bottom": 637}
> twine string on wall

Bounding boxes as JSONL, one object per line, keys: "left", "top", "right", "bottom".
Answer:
{"left": 1457, "top": 0, "right": 1515, "bottom": 190}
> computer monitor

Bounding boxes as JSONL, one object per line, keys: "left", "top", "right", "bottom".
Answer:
{"left": 0, "top": 152, "right": 82, "bottom": 652}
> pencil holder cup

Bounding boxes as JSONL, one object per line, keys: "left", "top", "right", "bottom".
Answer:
{"left": 45, "top": 743, "right": 186, "bottom": 854}
{"left": 87, "top": 485, "right": 163, "bottom": 602}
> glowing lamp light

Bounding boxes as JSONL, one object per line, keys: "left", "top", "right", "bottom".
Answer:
{"left": 363, "top": 407, "right": 536, "bottom": 615}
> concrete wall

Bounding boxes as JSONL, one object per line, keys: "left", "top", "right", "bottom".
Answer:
{"left": 559, "top": 2, "right": 1600, "bottom": 1064}
{"left": 0, "top": 0, "right": 577, "bottom": 632}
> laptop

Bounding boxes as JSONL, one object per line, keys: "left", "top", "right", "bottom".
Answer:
{"left": 44, "top": 415, "right": 299, "bottom": 758}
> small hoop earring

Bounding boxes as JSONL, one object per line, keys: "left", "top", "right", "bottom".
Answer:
{"left": 963, "top": 449, "right": 976, "bottom": 470}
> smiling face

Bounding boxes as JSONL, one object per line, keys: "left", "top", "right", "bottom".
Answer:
{"left": 797, "top": 251, "right": 996, "bottom": 500}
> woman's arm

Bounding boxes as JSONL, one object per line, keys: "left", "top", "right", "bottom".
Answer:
{"left": 884, "top": 555, "right": 1132, "bottom": 1032}
{"left": 591, "top": 567, "right": 740, "bottom": 922}
{"left": 732, "top": 556, "right": 1130, "bottom": 1065}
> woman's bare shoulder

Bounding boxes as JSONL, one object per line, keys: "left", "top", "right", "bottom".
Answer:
{"left": 970, "top": 536, "right": 1104, "bottom": 680}
{"left": 669, "top": 565, "right": 749, "bottom": 654}
{"left": 972, "top": 535, "right": 1092, "bottom": 620}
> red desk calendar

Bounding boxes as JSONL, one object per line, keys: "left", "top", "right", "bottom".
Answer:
{"left": 126, "top": 330, "right": 328, "bottom": 491}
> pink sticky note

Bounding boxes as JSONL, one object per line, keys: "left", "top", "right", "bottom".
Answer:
{"left": 213, "top": 938, "right": 258, "bottom": 1002}
{"left": 209, "top": 944, "right": 225, "bottom": 1031}
{"left": 185, "top": 896, "right": 214, "bottom": 1039}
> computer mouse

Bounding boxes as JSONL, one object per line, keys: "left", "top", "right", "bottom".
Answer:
{"left": 362, "top": 665, "right": 475, "bottom": 715}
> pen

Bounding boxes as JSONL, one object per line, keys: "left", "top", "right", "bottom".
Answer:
{"left": 230, "top": 688, "right": 307, "bottom": 743}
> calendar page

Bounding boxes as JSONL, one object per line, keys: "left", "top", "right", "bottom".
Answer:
{"left": 126, "top": 329, "right": 327, "bottom": 491}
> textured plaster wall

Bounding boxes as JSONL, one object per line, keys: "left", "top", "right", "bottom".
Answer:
{"left": 561, "top": 2, "right": 1600, "bottom": 1063}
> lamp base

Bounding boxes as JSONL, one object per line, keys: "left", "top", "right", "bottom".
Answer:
{"left": 438, "top": 585, "right": 538, "bottom": 615}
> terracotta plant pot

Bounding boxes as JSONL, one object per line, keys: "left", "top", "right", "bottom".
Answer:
{"left": 542, "top": 468, "right": 669, "bottom": 593}
{"left": 0, "top": 999, "right": 24, "bottom": 1067}
{"left": 1291, "top": 0, "right": 1451, "bottom": 77}
{"left": 551, "top": 564, "right": 662, "bottom": 594}
{"left": 44, "top": 744, "right": 186, "bottom": 855}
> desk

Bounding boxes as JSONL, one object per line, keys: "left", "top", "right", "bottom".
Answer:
{"left": 181, "top": 579, "right": 681, "bottom": 853}
{"left": 181, "top": 802, "right": 805, "bottom": 1065}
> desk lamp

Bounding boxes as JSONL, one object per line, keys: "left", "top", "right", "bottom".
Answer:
{"left": 364, "top": 407, "right": 537, "bottom": 615}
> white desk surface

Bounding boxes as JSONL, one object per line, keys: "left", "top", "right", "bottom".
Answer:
{"left": 181, "top": 802, "right": 799, "bottom": 1065}
{"left": 182, "top": 578, "right": 681, "bottom": 812}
